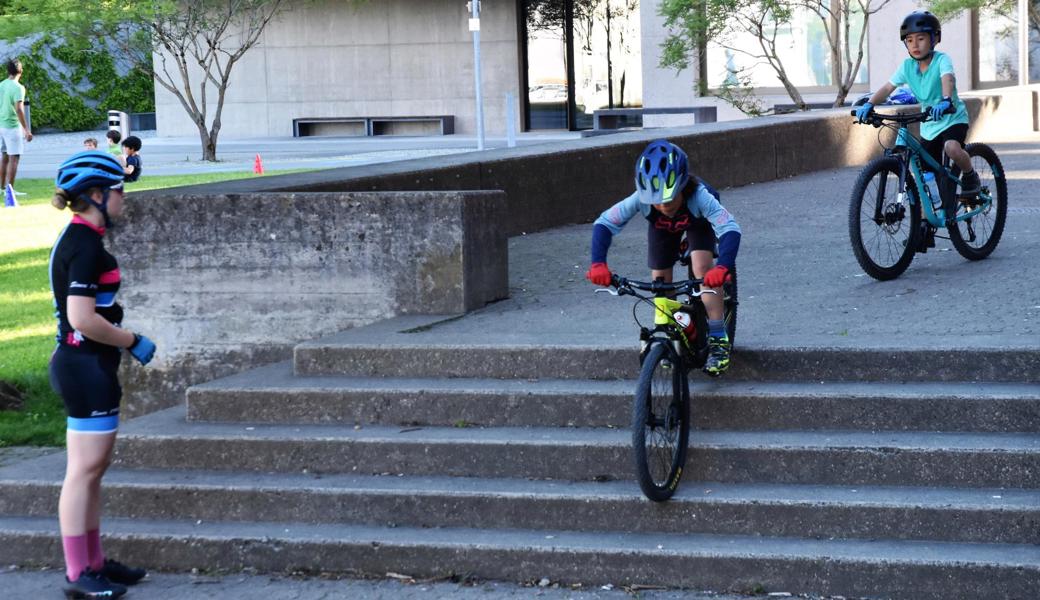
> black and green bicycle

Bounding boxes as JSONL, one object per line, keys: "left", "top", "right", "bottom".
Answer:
{"left": 849, "top": 108, "right": 1007, "bottom": 280}
{"left": 598, "top": 273, "right": 737, "bottom": 502}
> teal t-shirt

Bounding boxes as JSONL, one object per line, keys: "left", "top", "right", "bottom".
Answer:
{"left": 0, "top": 78, "right": 25, "bottom": 129}
{"left": 889, "top": 51, "right": 969, "bottom": 140}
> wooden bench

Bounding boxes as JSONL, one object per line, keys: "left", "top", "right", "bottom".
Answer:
{"left": 293, "top": 115, "right": 454, "bottom": 137}
{"left": 591, "top": 106, "right": 718, "bottom": 131}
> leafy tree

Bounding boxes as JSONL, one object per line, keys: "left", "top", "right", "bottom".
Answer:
{"left": 659, "top": 0, "right": 892, "bottom": 112}
{"left": 19, "top": 0, "right": 304, "bottom": 161}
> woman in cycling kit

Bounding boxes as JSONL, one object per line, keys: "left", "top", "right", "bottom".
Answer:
{"left": 49, "top": 151, "right": 157, "bottom": 599}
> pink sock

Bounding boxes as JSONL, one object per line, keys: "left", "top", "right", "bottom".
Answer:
{"left": 86, "top": 528, "right": 104, "bottom": 571}
{"left": 62, "top": 534, "right": 90, "bottom": 581}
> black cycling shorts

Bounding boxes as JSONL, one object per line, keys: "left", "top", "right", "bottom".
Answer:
{"left": 921, "top": 123, "right": 969, "bottom": 171}
{"left": 647, "top": 217, "right": 717, "bottom": 270}
{"left": 49, "top": 346, "right": 122, "bottom": 433}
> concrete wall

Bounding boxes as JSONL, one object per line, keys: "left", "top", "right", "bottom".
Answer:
{"left": 162, "top": 92, "right": 1028, "bottom": 238}
{"left": 154, "top": 0, "right": 523, "bottom": 138}
{"left": 108, "top": 190, "right": 508, "bottom": 416}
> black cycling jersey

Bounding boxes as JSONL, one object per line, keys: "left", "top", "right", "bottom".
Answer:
{"left": 49, "top": 215, "right": 123, "bottom": 353}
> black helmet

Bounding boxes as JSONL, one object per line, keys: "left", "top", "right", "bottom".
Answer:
{"left": 900, "top": 11, "right": 941, "bottom": 44}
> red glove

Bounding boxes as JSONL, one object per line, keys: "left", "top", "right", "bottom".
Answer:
{"left": 703, "top": 265, "right": 729, "bottom": 288}
{"left": 586, "top": 262, "right": 613, "bottom": 287}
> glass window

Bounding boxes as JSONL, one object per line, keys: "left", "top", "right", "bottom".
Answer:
{"left": 525, "top": 0, "right": 569, "bottom": 129}
{"left": 706, "top": 3, "right": 867, "bottom": 89}
{"left": 522, "top": 0, "right": 642, "bottom": 130}
{"left": 977, "top": 3, "right": 1019, "bottom": 84}
{"left": 572, "top": 0, "right": 643, "bottom": 129}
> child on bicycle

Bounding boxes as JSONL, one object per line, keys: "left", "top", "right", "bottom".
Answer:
{"left": 855, "top": 11, "right": 980, "bottom": 248}
{"left": 585, "top": 139, "right": 742, "bottom": 376}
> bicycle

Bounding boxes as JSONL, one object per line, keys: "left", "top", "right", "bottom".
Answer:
{"left": 848, "top": 108, "right": 1008, "bottom": 280}
{"left": 596, "top": 273, "right": 737, "bottom": 502}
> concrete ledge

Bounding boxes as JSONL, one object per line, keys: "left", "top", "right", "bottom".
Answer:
{"left": 108, "top": 191, "right": 508, "bottom": 416}
{"left": 147, "top": 89, "right": 1033, "bottom": 239}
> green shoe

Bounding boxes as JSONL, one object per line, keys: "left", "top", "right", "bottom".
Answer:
{"left": 703, "top": 335, "right": 731, "bottom": 377}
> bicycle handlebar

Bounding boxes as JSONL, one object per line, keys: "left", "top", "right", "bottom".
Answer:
{"left": 611, "top": 274, "right": 702, "bottom": 294}
{"left": 850, "top": 104, "right": 955, "bottom": 127}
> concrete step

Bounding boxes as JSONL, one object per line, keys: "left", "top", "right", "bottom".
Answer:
{"left": 292, "top": 329, "right": 1040, "bottom": 383}
{"left": 187, "top": 362, "right": 1040, "bottom": 432}
{"left": 2, "top": 453, "right": 1036, "bottom": 545}
{"left": 1, "top": 516, "right": 1036, "bottom": 600}
{"left": 115, "top": 407, "right": 1040, "bottom": 488}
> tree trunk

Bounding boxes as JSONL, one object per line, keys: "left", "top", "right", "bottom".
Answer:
{"left": 197, "top": 123, "right": 216, "bottom": 162}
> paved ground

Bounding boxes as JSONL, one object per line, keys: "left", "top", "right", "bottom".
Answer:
{"left": 15, "top": 130, "right": 580, "bottom": 179}
{"left": 0, "top": 567, "right": 852, "bottom": 599}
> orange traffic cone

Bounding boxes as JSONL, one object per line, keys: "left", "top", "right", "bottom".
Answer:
{"left": 253, "top": 153, "right": 264, "bottom": 175}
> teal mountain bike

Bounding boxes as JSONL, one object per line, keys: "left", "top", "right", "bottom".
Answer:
{"left": 597, "top": 274, "right": 737, "bottom": 502}
{"left": 849, "top": 109, "right": 1007, "bottom": 280}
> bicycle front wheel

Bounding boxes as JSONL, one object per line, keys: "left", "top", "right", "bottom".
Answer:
{"left": 632, "top": 341, "right": 690, "bottom": 502}
{"left": 848, "top": 156, "right": 920, "bottom": 280}
{"left": 948, "top": 143, "right": 1008, "bottom": 260}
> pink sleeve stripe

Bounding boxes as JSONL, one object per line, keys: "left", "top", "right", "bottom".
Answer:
{"left": 98, "top": 269, "right": 121, "bottom": 284}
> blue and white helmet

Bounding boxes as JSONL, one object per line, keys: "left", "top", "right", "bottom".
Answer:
{"left": 55, "top": 151, "right": 125, "bottom": 198}
{"left": 634, "top": 140, "right": 689, "bottom": 205}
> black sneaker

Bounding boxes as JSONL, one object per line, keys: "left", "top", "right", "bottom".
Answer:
{"left": 916, "top": 223, "right": 936, "bottom": 253}
{"left": 703, "top": 335, "right": 731, "bottom": 377}
{"left": 63, "top": 567, "right": 127, "bottom": 599}
{"left": 959, "top": 170, "right": 981, "bottom": 197}
{"left": 100, "top": 558, "right": 147, "bottom": 585}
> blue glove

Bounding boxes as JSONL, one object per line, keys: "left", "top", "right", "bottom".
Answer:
{"left": 930, "top": 98, "right": 952, "bottom": 121}
{"left": 855, "top": 102, "right": 874, "bottom": 123}
{"left": 128, "top": 333, "right": 156, "bottom": 365}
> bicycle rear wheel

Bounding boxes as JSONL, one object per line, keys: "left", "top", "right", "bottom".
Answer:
{"left": 632, "top": 341, "right": 690, "bottom": 502}
{"left": 947, "top": 143, "right": 1007, "bottom": 260}
{"left": 848, "top": 156, "right": 920, "bottom": 280}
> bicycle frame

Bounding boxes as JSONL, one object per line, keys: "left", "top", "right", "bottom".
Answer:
{"left": 596, "top": 278, "right": 717, "bottom": 365}
{"left": 890, "top": 125, "right": 993, "bottom": 228}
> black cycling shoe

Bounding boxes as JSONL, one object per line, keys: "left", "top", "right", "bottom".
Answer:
{"left": 64, "top": 567, "right": 127, "bottom": 599}
{"left": 703, "top": 335, "right": 731, "bottom": 377}
{"left": 100, "top": 558, "right": 147, "bottom": 585}
{"left": 959, "top": 170, "right": 981, "bottom": 197}
{"left": 916, "top": 223, "right": 936, "bottom": 253}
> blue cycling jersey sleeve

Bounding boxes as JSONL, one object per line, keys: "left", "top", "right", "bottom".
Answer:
{"left": 590, "top": 223, "right": 612, "bottom": 264}
{"left": 688, "top": 183, "right": 741, "bottom": 238}
{"left": 591, "top": 192, "right": 646, "bottom": 264}
{"left": 592, "top": 191, "right": 645, "bottom": 235}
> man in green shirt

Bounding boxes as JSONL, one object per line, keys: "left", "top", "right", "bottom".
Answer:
{"left": 0, "top": 59, "right": 33, "bottom": 204}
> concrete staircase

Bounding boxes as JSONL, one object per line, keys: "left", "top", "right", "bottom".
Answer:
{"left": 1, "top": 317, "right": 1038, "bottom": 599}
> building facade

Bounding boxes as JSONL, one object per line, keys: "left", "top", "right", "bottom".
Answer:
{"left": 154, "top": 0, "right": 1039, "bottom": 137}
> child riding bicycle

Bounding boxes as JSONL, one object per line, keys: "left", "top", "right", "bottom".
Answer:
{"left": 585, "top": 139, "right": 742, "bottom": 376}
{"left": 855, "top": 10, "right": 980, "bottom": 250}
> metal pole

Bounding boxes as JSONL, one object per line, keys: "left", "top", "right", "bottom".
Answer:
{"left": 470, "top": 0, "right": 486, "bottom": 150}
{"left": 1019, "top": 0, "right": 1030, "bottom": 86}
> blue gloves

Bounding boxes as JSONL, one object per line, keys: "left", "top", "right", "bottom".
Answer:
{"left": 128, "top": 333, "right": 156, "bottom": 365}
{"left": 855, "top": 102, "right": 874, "bottom": 123}
{"left": 930, "top": 97, "right": 952, "bottom": 121}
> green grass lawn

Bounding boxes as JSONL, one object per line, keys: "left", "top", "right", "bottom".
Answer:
{"left": 0, "top": 169, "right": 306, "bottom": 447}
